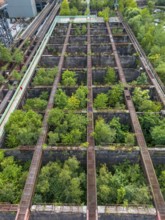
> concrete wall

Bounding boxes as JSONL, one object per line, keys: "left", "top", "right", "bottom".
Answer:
{"left": 7, "top": 0, "right": 37, "bottom": 18}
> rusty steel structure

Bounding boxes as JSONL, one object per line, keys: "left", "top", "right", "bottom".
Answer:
{"left": 106, "top": 21, "right": 165, "bottom": 220}
{"left": 87, "top": 23, "right": 98, "bottom": 220}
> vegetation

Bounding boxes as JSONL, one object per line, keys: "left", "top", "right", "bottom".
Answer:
{"left": 60, "top": 0, "right": 70, "bottom": 15}
{"left": 0, "top": 74, "right": 5, "bottom": 85}
{"left": 34, "top": 157, "right": 86, "bottom": 204}
{"left": 11, "top": 70, "right": 22, "bottom": 81}
{"left": 98, "top": 7, "right": 110, "bottom": 22}
{"left": 121, "top": 0, "right": 165, "bottom": 84}
{"left": 12, "top": 49, "right": 24, "bottom": 64}
{"left": 94, "top": 117, "right": 135, "bottom": 146}
{"left": 156, "top": 165, "right": 165, "bottom": 200}
{"left": 5, "top": 110, "right": 42, "bottom": 148}
{"left": 55, "top": 86, "right": 88, "bottom": 110}
{"left": 94, "top": 84, "right": 125, "bottom": 110}
{"left": 104, "top": 67, "right": 116, "bottom": 85}
{"left": 33, "top": 67, "right": 58, "bottom": 86}
{"left": 139, "top": 113, "right": 165, "bottom": 146}
{"left": 61, "top": 69, "right": 77, "bottom": 86}
{"left": 0, "top": 43, "right": 12, "bottom": 63}
{"left": 48, "top": 108, "right": 87, "bottom": 145}
{"left": 132, "top": 87, "right": 162, "bottom": 112}
{"left": 97, "top": 162, "right": 152, "bottom": 205}
{"left": 130, "top": 72, "right": 148, "bottom": 85}
{"left": 0, "top": 151, "right": 28, "bottom": 203}
{"left": 90, "top": 0, "right": 113, "bottom": 10}
{"left": 23, "top": 92, "right": 48, "bottom": 112}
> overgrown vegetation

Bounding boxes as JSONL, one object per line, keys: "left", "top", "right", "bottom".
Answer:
{"left": 23, "top": 92, "right": 48, "bottom": 112}
{"left": 55, "top": 86, "right": 88, "bottom": 110}
{"left": 121, "top": 0, "right": 165, "bottom": 84}
{"left": 60, "top": 0, "right": 87, "bottom": 16}
{"left": 34, "top": 157, "right": 86, "bottom": 204}
{"left": 61, "top": 69, "right": 77, "bottom": 86}
{"left": 0, "top": 151, "right": 28, "bottom": 203}
{"left": 104, "top": 67, "right": 117, "bottom": 85}
{"left": 156, "top": 165, "right": 165, "bottom": 200}
{"left": 0, "top": 43, "right": 23, "bottom": 65}
{"left": 48, "top": 108, "right": 87, "bottom": 145}
{"left": 94, "top": 117, "right": 135, "bottom": 146}
{"left": 130, "top": 72, "right": 149, "bottom": 85}
{"left": 97, "top": 162, "right": 152, "bottom": 205}
{"left": 139, "top": 113, "right": 165, "bottom": 146}
{"left": 132, "top": 87, "right": 162, "bottom": 112}
{"left": 94, "top": 84, "right": 125, "bottom": 110}
{"left": 5, "top": 110, "right": 42, "bottom": 148}
{"left": 33, "top": 67, "right": 58, "bottom": 86}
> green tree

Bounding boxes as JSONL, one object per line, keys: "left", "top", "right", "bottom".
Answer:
{"left": 94, "top": 93, "right": 108, "bottom": 109}
{"left": 151, "top": 123, "right": 165, "bottom": 145}
{"left": 0, "top": 151, "right": 28, "bottom": 203}
{"left": 74, "top": 86, "right": 88, "bottom": 109}
{"left": 23, "top": 98, "right": 47, "bottom": 112}
{"left": 5, "top": 110, "right": 42, "bottom": 147}
{"left": 60, "top": 0, "right": 70, "bottom": 15}
{"left": 55, "top": 89, "right": 68, "bottom": 109}
{"left": 33, "top": 67, "right": 58, "bottom": 86}
{"left": 61, "top": 69, "right": 77, "bottom": 86}
{"left": 0, "top": 43, "right": 12, "bottom": 63}
{"left": 0, "top": 74, "right": 5, "bottom": 85}
{"left": 34, "top": 157, "right": 86, "bottom": 204}
{"left": 94, "top": 117, "right": 116, "bottom": 145}
{"left": 12, "top": 49, "right": 23, "bottom": 64}
{"left": 104, "top": 67, "right": 116, "bottom": 85}
{"left": 11, "top": 70, "right": 22, "bottom": 81}
{"left": 108, "top": 83, "right": 124, "bottom": 107}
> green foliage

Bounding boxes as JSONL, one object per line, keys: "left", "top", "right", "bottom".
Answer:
{"left": 55, "top": 86, "right": 87, "bottom": 110}
{"left": 33, "top": 67, "right": 58, "bottom": 86}
{"left": 97, "top": 162, "right": 151, "bottom": 205}
{"left": 98, "top": 7, "right": 110, "bottom": 22}
{"left": 94, "top": 117, "right": 116, "bottom": 145}
{"left": 94, "top": 117, "right": 134, "bottom": 145}
{"left": 12, "top": 49, "right": 23, "bottom": 64}
{"left": 5, "top": 110, "right": 42, "bottom": 148}
{"left": 0, "top": 151, "right": 28, "bottom": 203}
{"left": 157, "top": 166, "right": 165, "bottom": 199}
{"left": 34, "top": 157, "right": 86, "bottom": 204}
{"left": 108, "top": 83, "right": 124, "bottom": 107}
{"left": 0, "top": 74, "right": 5, "bottom": 85}
{"left": 90, "top": 0, "right": 113, "bottom": 10}
{"left": 94, "top": 93, "right": 108, "bottom": 109}
{"left": 131, "top": 72, "right": 148, "bottom": 85}
{"left": 104, "top": 67, "right": 116, "bottom": 85}
{"left": 61, "top": 69, "right": 77, "bottom": 86}
{"left": 60, "top": 0, "right": 70, "bottom": 15}
{"left": 0, "top": 43, "right": 12, "bottom": 63}
{"left": 11, "top": 70, "right": 22, "bottom": 81}
{"left": 139, "top": 113, "right": 165, "bottom": 145}
{"left": 23, "top": 98, "right": 47, "bottom": 112}
{"left": 48, "top": 108, "right": 87, "bottom": 145}
{"left": 132, "top": 87, "right": 162, "bottom": 112}
{"left": 55, "top": 89, "right": 68, "bottom": 109}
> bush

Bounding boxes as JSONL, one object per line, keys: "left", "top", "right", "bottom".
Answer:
{"left": 104, "top": 67, "right": 116, "bottom": 84}
{"left": 97, "top": 162, "right": 151, "bottom": 205}
{"left": 48, "top": 108, "right": 87, "bottom": 145}
{"left": 11, "top": 70, "right": 22, "bottom": 81}
{"left": 61, "top": 69, "right": 77, "bottom": 86}
{"left": 94, "top": 93, "right": 108, "bottom": 109}
{"left": 33, "top": 67, "right": 58, "bottom": 86}
{"left": 34, "top": 157, "right": 86, "bottom": 204}
{"left": 23, "top": 98, "right": 47, "bottom": 112}
{"left": 5, "top": 110, "right": 42, "bottom": 147}
{"left": 0, "top": 151, "right": 28, "bottom": 203}
{"left": 0, "top": 74, "right": 5, "bottom": 85}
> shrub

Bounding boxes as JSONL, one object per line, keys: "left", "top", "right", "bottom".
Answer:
{"left": 33, "top": 67, "right": 58, "bottom": 86}
{"left": 5, "top": 110, "right": 42, "bottom": 147}
{"left": 104, "top": 67, "right": 116, "bottom": 84}
{"left": 61, "top": 69, "right": 77, "bottom": 86}
{"left": 94, "top": 93, "right": 108, "bottom": 109}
